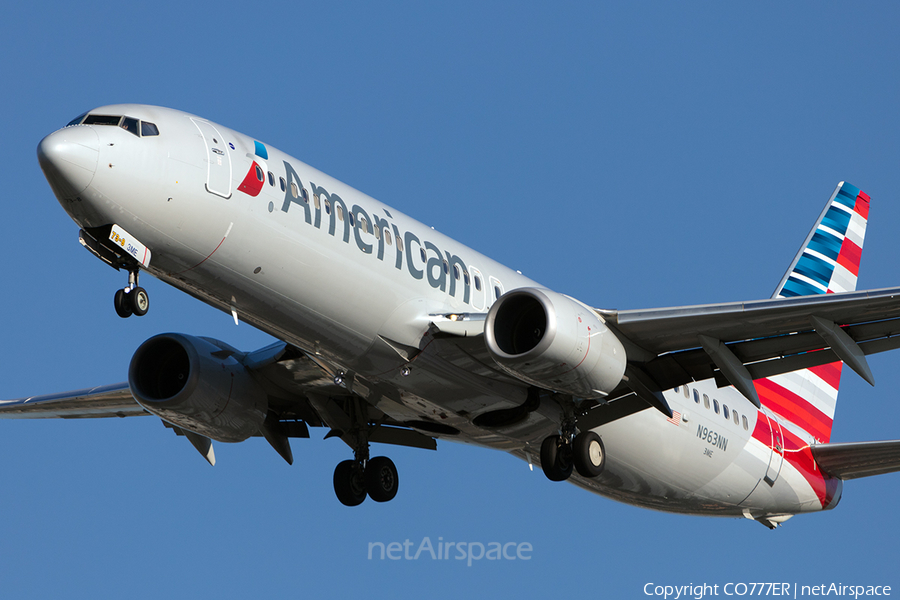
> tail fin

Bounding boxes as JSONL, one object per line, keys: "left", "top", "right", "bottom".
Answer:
{"left": 758, "top": 182, "right": 871, "bottom": 443}
{"left": 773, "top": 182, "right": 870, "bottom": 298}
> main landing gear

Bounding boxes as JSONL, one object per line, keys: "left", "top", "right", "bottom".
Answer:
{"left": 540, "top": 426, "right": 606, "bottom": 482}
{"left": 333, "top": 453, "right": 399, "bottom": 507}
{"left": 114, "top": 268, "right": 149, "bottom": 318}
{"left": 331, "top": 397, "right": 399, "bottom": 506}
{"left": 333, "top": 455, "right": 399, "bottom": 506}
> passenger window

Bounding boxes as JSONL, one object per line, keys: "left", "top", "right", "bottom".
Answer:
{"left": 420, "top": 248, "right": 427, "bottom": 263}
{"left": 385, "top": 230, "right": 392, "bottom": 245}
{"left": 348, "top": 212, "right": 354, "bottom": 226}
{"left": 337, "top": 205, "right": 343, "bottom": 221}
{"left": 290, "top": 182, "right": 299, "bottom": 198}
{"left": 121, "top": 117, "right": 139, "bottom": 136}
{"left": 140, "top": 121, "right": 159, "bottom": 136}
{"left": 494, "top": 286, "right": 501, "bottom": 300}
{"left": 443, "top": 260, "right": 449, "bottom": 275}
{"left": 301, "top": 188, "right": 309, "bottom": 203}
{"left": 742, "top": 415, "right": 749, "bottom": 430}
{"left": 723, "top": 405, "right": 729, "bottom": 419}
{"left": 462, "top": 270, "right": 468, "bottom": 284}
{"left": 733, "top": 410, "right": 740, "bottom": 425}
{"left": 374, "top": 225, "right": 381, "bottom": 240}
{"left": 361, "top": 217, "right": 369, "bottom": 233}
{"left": 267, "top": 172, "right": 275, "bottom": 186}
{"left": 474, "top": 276, "right": 482, "bottom": 291}
{"left": 313, "top": 194, "right": 320, "bottom": 209}
{"left": 713, "top": 399, "right": 719, "bottom": 414}
{"left": 279, "top": 177, "right": 286, "bottom": 192}
{"left": 256, "top": 165, "right": 265, "bottom": 183}
{"left": 703, "top": 394, "right": 710, "bottom": 409}
{"left": 674, "top": 386, "right": 679, "bottom": 393}
{"left": 683, "top": 386, "right": 690, "bottom": 399}
{"left": 325, "top": 199, "right": 332, "bottom": 215}
{"left": 693, "top": 390, "right": 700, "bottom": 404}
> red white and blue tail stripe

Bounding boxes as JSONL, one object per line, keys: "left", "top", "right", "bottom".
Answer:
{"left": 759, "top": 182, "right": 870, "bottom": 445}
{"left": 774, "top": 182, "right": 869, "bottom": 298}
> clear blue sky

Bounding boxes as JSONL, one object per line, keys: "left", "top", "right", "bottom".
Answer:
{"left": 1, "top": 2, "right": 898, "bottom": 598}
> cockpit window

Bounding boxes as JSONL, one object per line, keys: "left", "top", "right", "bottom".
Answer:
{"left": 73, "top": 113, "right": 160, "bottom": 137}
{"left": 84, "top": 114, "right": 122, "bottom": 126}
{"left": 121, "top": 117, "right": 139, "bottom": 136}
{"left": 141, "top": 121, "right": 159, "bottom": 136}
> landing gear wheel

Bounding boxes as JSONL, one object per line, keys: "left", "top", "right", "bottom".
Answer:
{"left": 365, "top": 456, "right": 399, "bottom": 502}
{"left": 130, "top": 287, "right": 149, "bottom": 316}
{"left": 540, "top": 435, "right": 573, "bottom": 482}
{"left": 334, "top": 460, "right": 367, "bottom": 506}
{"left": 114, "top": 289, "right": 133, "bottom": 318}
{"left": 573, "top": 431, "right": 605, "bottom": 478}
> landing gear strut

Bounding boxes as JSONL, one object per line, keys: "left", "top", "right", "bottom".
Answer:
{"left": 331, "top": 397, "right": 399, "bottom": 506}
{"left": 540, "top": 398, "right": 606, "bottom": 482}
{"left": 114, "top": 268, "right": 149, "bottom": 318}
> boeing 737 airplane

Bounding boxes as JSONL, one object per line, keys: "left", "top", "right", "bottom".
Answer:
{"left": 8, "top": 104, "right": 900, "bottom": 528}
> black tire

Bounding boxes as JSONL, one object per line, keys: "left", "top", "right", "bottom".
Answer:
{"left": 573, "top": 431, "right": 605, "bottom": 478}
{"left": 333, "top": 460, "right": 367, "bottom": 506}
{"left": 130, "top": 287, "right": 149, "bottom": 316}
{"left": 365, "top": 456, "right": 399, "bottom": 502}
{"left": 114, "top": 289, "right": 132, "bottom": 318}
{"left": 540, "top": 435, "right": 573, "bottom": 482}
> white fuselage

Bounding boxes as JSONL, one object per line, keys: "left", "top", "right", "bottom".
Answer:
{"left": 38, "top": 104, "right": 839, "bottom": 520}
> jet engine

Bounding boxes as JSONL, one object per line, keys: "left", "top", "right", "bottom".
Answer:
{"left": 128, "top": 333, "right": 268, "bottom": 442}
{"left": 484, "top": 288, "right": 626, "bottom": 398}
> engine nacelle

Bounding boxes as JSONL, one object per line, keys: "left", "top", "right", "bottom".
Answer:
{"left": 484, "top": 288, "right": 626, "bottom": 399}
{"left": 128, "top": 333, "right": 268, "bottom": 443}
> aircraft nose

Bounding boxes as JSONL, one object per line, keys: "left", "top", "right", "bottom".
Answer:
{"left": 37, "top": 126, "right": 100, "bottom": 198}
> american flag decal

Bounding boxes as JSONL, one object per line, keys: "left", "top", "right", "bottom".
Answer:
{"left": 667, "top": 411, "right": 682, "bottom": 426}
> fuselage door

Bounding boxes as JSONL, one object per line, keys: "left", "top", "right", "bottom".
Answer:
{"left": 762, "top": 408, "right": 785, "bottom": 486}
{"left": 191, "top": 118, "right": 232, "bottom": 199}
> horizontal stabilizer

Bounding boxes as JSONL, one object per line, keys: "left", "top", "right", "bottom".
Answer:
{"left": 811, "top": 439, "right": 900, "bottom": 480}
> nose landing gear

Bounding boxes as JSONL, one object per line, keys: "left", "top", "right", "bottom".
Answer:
{"left": 114, "top": 268, "right": 149, "bottom": 318}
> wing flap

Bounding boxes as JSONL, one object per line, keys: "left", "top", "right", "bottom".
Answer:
{"left": 811, "top": 440, "right": 900, "bottom": 480}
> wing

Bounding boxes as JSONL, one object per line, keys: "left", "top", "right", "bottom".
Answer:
{"left": 597, "top": 286, "right": 900, "bottom": 407}
{"left": 811, "top": 440, "right": 900, "bottom": 479}
{"left": 0, "top": 341, "right": 436, "bottom": 464}
{"left": 0, "top": 383, "right": 145, "bottom": 418}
